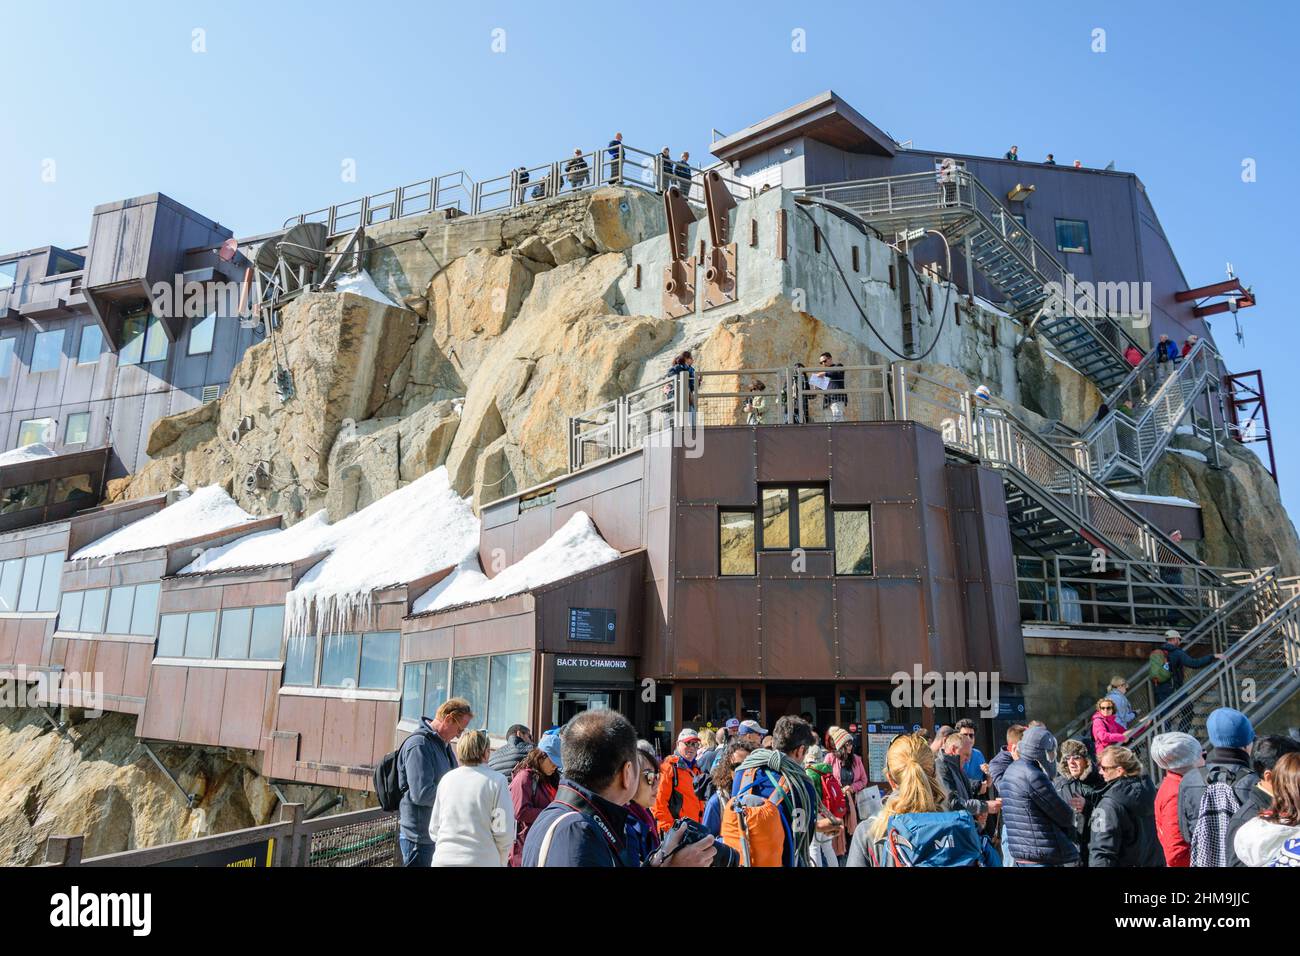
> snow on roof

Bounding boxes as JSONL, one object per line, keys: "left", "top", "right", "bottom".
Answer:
{"left": 333, "top": 269, "right": 397, "bottom": 308}
{"left": 1114, "top": 490, "right": 1199, "bottom": 508}
{"left": 72, "top": 485, "right": 260, "bottom": 560}
{"left": 0, "top": 443, "right": 57, "bottom": 467}
{"left": 284, "top": 467, "right": 479, "bottom": 638}
{"left": 180, "top": 510, "right": 334, "bottom": 574}
{"left": 414, "top": 511, "right": 619, "bottom": 615}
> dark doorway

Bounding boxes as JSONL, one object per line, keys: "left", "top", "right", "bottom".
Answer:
{"left": 765, "top": 683, "right": 835, "bottom": 743}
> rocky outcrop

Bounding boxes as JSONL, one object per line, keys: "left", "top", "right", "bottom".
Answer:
{"left": 0, "top": 709, "right": 364, "bottom": 866}
{"left": 1015, "top": 337, "right": 1103, "bottom": 431}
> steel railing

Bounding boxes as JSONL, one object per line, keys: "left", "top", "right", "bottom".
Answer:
{"left": 1055, "top": 568, "right": 1279, "bottom": 745}
{"left": 285, "top": 144, "right": 753, "bottom": 237}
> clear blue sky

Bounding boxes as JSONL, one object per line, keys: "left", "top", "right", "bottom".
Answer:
{"left": 3, "top": 1, "right": 1296, "bottom": 516}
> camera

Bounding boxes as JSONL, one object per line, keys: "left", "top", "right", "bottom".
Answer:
{"left": 663, "top": 818, "right": 738, "bottom": 868}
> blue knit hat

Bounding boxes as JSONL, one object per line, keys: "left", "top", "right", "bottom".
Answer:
{"left": 1206, "top": 708, "right": 1255, "bottom": 749}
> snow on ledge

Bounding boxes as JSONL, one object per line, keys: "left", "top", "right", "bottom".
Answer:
{"left": 332, "top": 269, "right": 397, "bottom": 307}
{"left": 0, "top": 443, "right": 57, "bottom": 467}
{"left": 414, "top": 511, "right": 619, "bottom": 615}
{"left": 180, "top": 510, "right": 334, "bottom": 574}
{"left": 1170, "top": 447, "right": 1209, "bottom": 463}
{"left": 1114, "top": 490, "right": 1199, "bottom": 508}
{"left": 72, "top": 486, "right": 260, "bottom": 560}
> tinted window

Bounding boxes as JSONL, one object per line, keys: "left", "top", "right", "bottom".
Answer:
{"left": 77, "top": 325, "right": 103, "bottom": 364}
{"left": 65, "top": 412, "right": 91, "bottom": 445}
{"left": 60, "top": 590, "right": 83, "bottom": 630}
{"left": 834, "top": 509, "right": 874, "bottom": 575}
{"left": 17, "top": 418, "right": 55, "bottom": 446}
{"left": 218, "top": 607, "right": 253, "bottom": 659}
{"left": 320, "top": 633, "right": 361, "bottom": 687}
{"left": 142, "top": 315, "right": 169, "bottom": 363}
{"left": 719, "top": 510, "right": 755, "bottom": 576}
{"left": 79, "top": 588, "right": 107, "bottom": 632}
{"left": 105, "top": 585, "right": 134, "bottom": 633}
{"left": 761, "top": 488, "right": 791, "bottom": 549}
{"left": 400, "top": 663, "right": 425, "bottom": 721}
{"left": 284, "top": 632, "right": 316, "bottom": 686}
{"left": 17, "top": 556, "right": 43, "bottom": 612}
{"left": 189, "top": 313, "right": 217, "bottom": 355}
{"left": 249, "top": 605, "right": 284, "bottom": 660}
{"left": 129, "top": 582, "right": 159, "bottom": 635}
{"left": 157, "top": 613, "right": 187, "bottom": 657}
{"left": 0, "top": 558, "right": 21, "bottom": 611}
{"left": 0, "top": 338, "right": 14, "bottom": 376}
{"left": 422, "top": 660, "right": 450, "bottom": 717}
{"left": 31, "top": 330, "right": 64, "bottom": 373}
{"left": 120, "top": 312, "right": 148, "bottom": 365}
{"left": 184, "top": 611, "right": 217, "bottom": 658}
{"left": 359, "top": 631, "right": 399, "bottom": 690}
{"left": 452, "top": 656, "right": 489, "bottom": 728}
{"left": 487, "top": 652, "right": 531, "bottom": 736}
{"left": 37, "top": 552, "right": 62, "bottom": 612}
{"left": 797, "top": 487, "right": 827, "bottom": 548}
{"left": 1055, "top": 219, "right": 1091, "bottom": 255}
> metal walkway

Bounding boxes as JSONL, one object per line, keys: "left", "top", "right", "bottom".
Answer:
{"left": 795, "top": 171, "right": 1140, "bottom": 394}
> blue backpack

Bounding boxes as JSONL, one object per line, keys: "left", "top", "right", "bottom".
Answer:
{"left": 873, "top": 812, "right": 991, "bottom": 867}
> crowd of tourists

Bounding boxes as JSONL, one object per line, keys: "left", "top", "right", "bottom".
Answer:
{"left": 383, "top": 695, "right": 1300, "bottom": 868}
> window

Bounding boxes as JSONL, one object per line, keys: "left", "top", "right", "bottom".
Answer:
{"left": 52, "top": 474, "right": 94, "bottom": 504}
{"left": 359, "top": 631, "right": 400, "bottom": 690}
{"left": 0, "top": 481, "right": 48, "bottom": 515}
{"left": 17, "top": 417, "right": 55, "bottom": 446}
{"left": 157, "top": 610, "right": 216, "bottom": 658}
{"left": 487, "top": 652, "right": 531, "bottom": 736}
{"left": 77, "top": 325, "right": 103, "bottom": 364}
{"left": 189, "top": 313, "right": 216, "bottom": 355}
{"left": 0, "top": 338, "right": 14, "bottom": 376}
{"left": 1055, "top": 219, "right": 1091, "bottom": 255}
{"left": 249, "top": 605, "right": 285, "bottom": 659}
{"left": 719, "top": 509, "right": 756, "bottom": 576}
{"left": 320, "top": 634, "right": 361, "bottom": 687}
{"left": 31, "top": 330, "right": 64, "bottom": 373}
{"left": 401, "top": 659, "right": 450, "bottom": 722}
{"left": 0, "top": 260, "right": 15, "bottom": 291}
{"left": 760, "top": 484, "right": 828, "bottom": 550}
{"left": 834, "top": 508, "right": 874, "bottom": 576}
{"left": 161, "top": 604, "right": 286, "bottom": 662}
{"left": 0, "top": 552, "right": 64, "bottom": 613}
{"left": 217, "top": 608, "right": 253, "bottom": 659}
{"left": 120, "top": 311, "right": 169, "bottom": 365}
{"left": 158, "top": 614, "right": 186, "bottom": 657}
{"left": 284, "top": 632, "right": 317, "bottom": 686}
{"left": 65, "top": 412, "right": 90, "bottom": 445}
{"left": 59, "top": 583, "right": 155, "bottom": 634}
{"left": 288, "top": 629, "right": 401, "bottom": 690}
{"left": 452, "top": 656, "right": 490, "bottom": 728}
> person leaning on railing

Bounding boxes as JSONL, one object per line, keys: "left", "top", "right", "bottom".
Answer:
{"left": 565, "top": 149, "right": 589, "bottom": 189}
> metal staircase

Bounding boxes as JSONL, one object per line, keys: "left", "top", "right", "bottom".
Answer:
{"left": 795, "top": 170, "right": 1140, "bottom": 394}
{"left": 1055, "top": 568, "right": 1279, "bottom": 745}
{"left": 1050, "top": 340, "right": 1221, "bottom": 483}
{"left": 1126, "top": 581, "right": 1300, "bottom": 775}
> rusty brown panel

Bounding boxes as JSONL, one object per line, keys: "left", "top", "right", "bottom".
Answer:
{"left": 14, "top": 618, "right": 48, "bottom": 667}
{"left": 61, "top": 636, "right": 90, "bottom": 675}
{"left": 267, "top": 731, "right": 301, "bottom": 782}
{"left": 553, "top": 497, "right": 593, "bottom": 536}
{"left": 992, "top": 582, "right": 1028, "bottom": 682}
{"left": 640, "top": 578, "right": 668, "bottom": 676}
{"left": 761, "top": 578, "right": 835, "bottom": 678}
{"left": 0, "top": 540, "right": 25, "bottom": 561}
{"left": 275, "top": 695, "right": 325, "bottom": 773}
{"left": 0, "top": 623, "right": 20, "bottom": 665}
{"left": 177, "top": 667, "right": 228, "bottom": 746}
{"left": 322, "top": 696, "right": 378, "bottom": 769}
{"left": 829, "top": 425, "right": 920, "bottom": 504}
{"left": 931, "top": 582, "right": 967, "bottom": 673}
{"left": 756, "top": 427, "right": 831, "bottom": 485}
{"left": 662, "top": 257, "right": 696, "bottom": 319}
{"left": 646, "top": 504, "right": 671, "bottom": 578}
{"left": 123, "top": 643, "right": 153, "bottom": 698}
{"left": 401, "top": 626, "right": 454, "bottom": 662}
{"left": 536, "top": 554, "right": 645, "bottom": 657}
{"left": 961, "top": 582, "right": 996, "bottom": 673}
{"left": 94, "top": 640, "right": 128, "bottom": 700}
{"left": 952, "top": 508, "right": 987, "bottom": 582}
{"left": 835, "top": 578, "right": 885, "bottom": 677}
{"left": 220, "top": 579, "right": 290, "bottom": 608}
{"left": 915, "top": 428, "right": 951, "bottom": 510}
{"left": 451, "top": 613, "right": 536, "bottom": 658}
{"left": 557, "top": 453, "right": 644, "bottom": 505}
{"left": 139, "top": 666, "right": 186, "bottom": 742}
{"left": 220, "top": 669, "right": 271, "bottom": 751}
{"left": 161, "top": 585, "right": 222, "bottom": 614}
{"left": 873, "top": 577, "right": 931, "bottom": 675}
{"left": 47, "top": 637, "right": 67, "bottom": 669}
{"left": 670, "top": 580, "right": 758, "bottom": 678}
{"left": 944, "top": 463, "right": 978, "bottom": 512}
{"left": 924, "top": 503, "right": 957, "bottom": 581}
{"left": 701, "top": 243, "right": 738, "bottom": 310}
{"left": 678, "top": 429, "right": 755, "bottom": 503}
{"left": 870, "top": 502, "right": 925, "bottom": 578}
{"left": 673, "top": 505, "right": 718, "bottom": 578}
{"left": 112, "top": 557, "right": 168, "bottom": 587}
{"left": 514, "top": 506, "right": 554, "bottom": 562}
{"left": 977, "top": 465, "right": 1009, "bottom": 518}
{"left": 757, "top": 549, "right": 835, "bottom": 579}
{"left": 479, "top": 523, "right": 515, "bottom": 578}
{"left": 592, "top": 481, "right": 645, "bottom": 552}
{"left": 371, "top": 701, "right": 400, "bottom": 766}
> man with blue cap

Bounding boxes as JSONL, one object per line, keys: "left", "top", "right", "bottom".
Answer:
{"left": 1177, "top": 707, "right": 1260, "bottom": 866}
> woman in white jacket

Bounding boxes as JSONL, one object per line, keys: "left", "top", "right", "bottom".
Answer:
{"left": 1234, "top": 752, "right": 1300, "bottom": 866}
{"left": 428, "top": 730, "right": 515, "bottom": 867}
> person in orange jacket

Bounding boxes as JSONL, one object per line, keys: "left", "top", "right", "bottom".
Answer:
{"left": 653, "top": 728, "right": 704, "bottom": 832}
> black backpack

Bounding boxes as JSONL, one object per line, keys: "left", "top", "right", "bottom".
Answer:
{"left": 374, "top": 740, "right": 408, "bottom": 812}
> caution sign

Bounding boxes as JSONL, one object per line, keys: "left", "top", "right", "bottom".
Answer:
{"left": 154, "top": 838, "right": 275, "bottom": 867}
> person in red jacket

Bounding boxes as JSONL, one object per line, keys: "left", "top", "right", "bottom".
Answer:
{"left": 652, "top": 728, "right": 704, "bottom": 832}
{"left": 1150, "top": 732, "right": 1201, "bottom": 867}
{"left": 508, "top": 736, "right": 561, "bottom": 866}
{"left": 1091, "top": 698, "right": 1128, "bottom": 753}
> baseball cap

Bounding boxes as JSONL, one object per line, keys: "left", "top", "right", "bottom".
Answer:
{"left": 738, "top": 719, "right": 768, "bottom": 736}
{"left": 724, "top": 718, "right": 740, "bottom": 730}
{"left": 538, "top": 730, "right": 564, "bottom": 772}
{"left": 677, "top": 728, "right": 701, "bottom": 744}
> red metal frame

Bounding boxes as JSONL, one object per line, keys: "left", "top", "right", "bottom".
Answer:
{"left": 1222, "top": 369, "right": 1277, "bottom": 483}
{"left": 1175, "top": 278, "right": 1256, "bottom": 318}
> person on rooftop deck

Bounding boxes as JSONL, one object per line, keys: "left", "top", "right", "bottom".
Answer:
{"left": 1005, "top": 145, "right": 1019, "bottom": 161}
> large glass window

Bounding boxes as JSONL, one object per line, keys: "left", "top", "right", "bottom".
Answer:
{"left": 158, "top": 613, "right": 187, "bottom": 657}
{"left": 834, "top": 508, "right": 874, "bottom": 576}
{"left": 320, "top": 633, "right": 362, "bottom": 688}
{"left": 0, "top": 480, "right": 48, "bottom": 515}
{"left": 797, "top": 488, "right": 827, "bottom": 548}
{"left": 401, "top": 659, "right": 450, "bottom": 722}
{"left": 17, "top": 418, "right": 55, "bottom": 446}
{"left": 105, "top": 585, "right": 134, "bottom": 634}
{"left": 1055, "top": 218, "right": 1091, "bottom": 255}
{"left": 249, "top": 605, "right": 284, "bottom": 660}
{"left": 64, "top": 412, "right": 91, "bottom": 445}
{"left": 760, "top": 488, "right": 790, "bottom": 549}
{"left": 129, "top": 582, "right": 159, "bottom": 635}
{"left": 77, "top": 324, "right": 103, "bottom": 364}
{"left": 31, "top": 330, "right": 64, "bottom": 373}
{"left": 61, "top": 583, "right": 155, "bottom": 634}
{"left": 79, "top": 588, "right": 107, "bottom": 632}
{"left": 59, "top": 590, "right": 82, "bottom": 630}
{"left": 359, "top": 631, "right": 400, "bottom": 690}
{"left": 719, "top": 509, "right": 756, "bottom": 576}
{"left": 37, "top": 552, "right": 62, "bottom": 612}
{"left": 452, "top": 656, "right": 490, "bottom": 728}
{"left": 120, "top": 312, "right": 168, "bottom": 365}
{"left": 4, "top": 552, "right": 65, "bottom": 614}
{"left": 183, "top": 611, "right": 217, "bottom": 658}
{"left": 0, "top": 338, "right": 15, "bottom": 376}
{"left": 52, "top": 473, "right": 94, "bottom": 504}
{"left": 0, "top": 558, "right": 22, "bottom": 612}
{"left": 0, "top": 260, "right": 15, "bottom": 291}
{"left": 189, "top": 313, "right": 217, "bottom": 355}
{"left": 217, "top": 607, "right": 253, "bottom": 659}
{"left": 487, "top": 652, "right": 531, "bottom": 736}
{"left": 760, "top": 485, "right": 828, "bottom": 551}
{"left": 284, "top": 632, "right": 316, "bottom": 686}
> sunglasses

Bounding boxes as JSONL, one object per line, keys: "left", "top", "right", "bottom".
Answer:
{"left": 642, "top": 770, "right": 660, "bottom": 785}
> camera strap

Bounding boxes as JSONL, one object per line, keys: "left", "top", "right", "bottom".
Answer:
{"left": 553, "top": 785, "right": 626, "bottom": 863}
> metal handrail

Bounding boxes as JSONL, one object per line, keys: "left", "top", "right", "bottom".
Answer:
{"left": 284, "top": 143, "right": 753, "bottom": 237}
{"left": 1055, "top": 568, "right": 1279, "bottom": 743}
{"left": 1125, "top": 589, "right": 1300, "bottom": 775}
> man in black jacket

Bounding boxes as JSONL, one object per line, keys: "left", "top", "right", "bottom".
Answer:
{"left": 939, "top": 730, "right": 999, "bottom": 818}
{"left": 397, "top": 697, "right": 471, "bottom": 866}
{"left": 1090, "top": 745, "right": 1165, "bottom": 867}
{"left": 1224, "top": 734, "right": 1300, "bottom": 866}
{"left": 1001, "top": 727, "right": 1078, "bottom": 866}
{"left": 1178, "top": 708, "right": 1259, "bottom": 865}
{"left": 487, "top": 724, "right": 534, "bottom": 779}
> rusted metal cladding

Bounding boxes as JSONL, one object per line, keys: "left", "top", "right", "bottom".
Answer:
{"left": 534, "top": 552, "right": 645, "bottom": 657}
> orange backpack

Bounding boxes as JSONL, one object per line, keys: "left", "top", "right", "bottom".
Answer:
{"left": 720, "top": 767, "right": 787, "bottom": 867}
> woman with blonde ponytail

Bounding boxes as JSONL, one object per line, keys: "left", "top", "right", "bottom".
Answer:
{"left": 847, "top": 733, "right": 995, "bottom": 867}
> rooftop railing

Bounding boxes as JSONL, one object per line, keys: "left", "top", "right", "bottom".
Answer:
{"left": 284, "top": 143, "right": 753, "bottom": 237}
